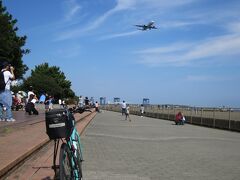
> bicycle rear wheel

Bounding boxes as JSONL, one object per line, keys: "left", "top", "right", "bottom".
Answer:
{"left": 59, "top": 143, "right": 73, "bottom": 180}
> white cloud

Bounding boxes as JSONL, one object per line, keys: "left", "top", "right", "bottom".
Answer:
{"left": 185, "top": 75, "right": 235, "bottom": 82}
{"left": 56, "top": 0, "right": 136, "bottom": 41}
{"left": 135, "top": 43, "right": 193, "bottom": 54}
{"left": 184, "top": 34, "right": 240, "bottom": 61}
{"left": 63, "top": 0, "right": 81, "bottom": 21}
{"left": 55, "top": 0, "right": 198, "bottom": 41}
{"left": 53, "top": 45, "right": 81, "bottom": 59}
{"left": 98, "top": 30, "right": 140, "bottom": 40}
{"left": 227, "top": 22, "right": 240, "bottom": 34}
{"left": 136, "top": 33, "right": 240, "bottom": 67}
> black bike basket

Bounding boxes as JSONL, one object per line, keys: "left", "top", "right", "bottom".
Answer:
{"left": 45, "top": 109, "right": 74, "bottom": 139}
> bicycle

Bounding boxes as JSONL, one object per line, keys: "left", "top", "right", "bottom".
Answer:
{"left": 45, "top": 108, "right": 84, "bottom": 180}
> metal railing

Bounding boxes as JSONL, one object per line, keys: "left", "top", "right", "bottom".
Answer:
{"left": 101, "top": 104, "right": 240, "bottom": 132}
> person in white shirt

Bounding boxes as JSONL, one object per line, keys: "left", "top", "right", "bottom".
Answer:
{"left": 95, "top": 101, "right": 100, "bottom": 112}
{"left": 0, "top": 61, "right": 15, "bottom": 122}
{"left": 140, "top": 104, "right": 145, "bottom": 118}
{"left": 25, "top": 94, "right": 39, "bottom": 115}
{"left": 121, "top": 101, "right": 127, "bottom": 115}
{"left": 58, "top": 99, "right": 62, "bottom": 108}
{"left": 27, "top": 86, "right": 35, "bottom": 102}
{"left": 78, "top": 96, "right": 84, "bottom": 107}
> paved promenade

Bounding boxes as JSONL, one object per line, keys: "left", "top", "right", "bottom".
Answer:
{"left": 82, "top": 111, "right": 240, "bottom": 180}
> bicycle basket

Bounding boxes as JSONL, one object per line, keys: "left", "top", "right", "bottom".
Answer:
{"left": 45, "top": 109, "right": 74, "bottom": 139}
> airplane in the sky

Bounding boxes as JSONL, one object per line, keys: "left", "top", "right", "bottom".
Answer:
{"left": 135, "top": 21, "right": 157, "bottom": 31}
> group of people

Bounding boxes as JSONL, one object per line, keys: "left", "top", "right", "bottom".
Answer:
{"left": 78, "top": 96, "right": 100, "bottom": 113}
{"left": 121, "top": 101, "right": 146, "bottom": 121}
{"left": 121, "top": 101, "right": 131, "bottom": 121}
{"left": 0, "top": 60, "right": 62, "bottom": 121}
{"left": 120, "top": 102, "right": 187, "bottom": 125}
{"left": 25, "top": 89, "right": 61, "bottom": 114}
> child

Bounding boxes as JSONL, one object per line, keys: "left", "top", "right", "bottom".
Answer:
{"left": 125, "top": 105, "right": 131, "bottom": 121}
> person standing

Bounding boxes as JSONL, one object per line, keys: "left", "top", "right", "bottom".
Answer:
{"left": 95, "top": 101, "right": 100, "bottom": 112}
{"left": 84, "top": 97, "right": 90, "bottom": 107}
{"left": 44, "top": 95, "right": 53, "bottom": 112}
{"left": 58, "top": 98, "right": 62, "bottom": 108}
{"left": 0, "top": 61, "right": 15, "bottom": 122}
{"left": 140, "top": 104, "right": 145, "bottom": 118}
{"left": 121, "top": 100, "right": 127, "bottom": 115}
{"left": 39, "top": 93, "right": 46, "bottom": 104}
{"left": 78, "top": 96, "right": 84, "bottom": 107}
{"left": 48, "top": 96, "right": 54, "bottom": 110}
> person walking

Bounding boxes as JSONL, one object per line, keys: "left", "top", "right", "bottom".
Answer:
{"left": 0, "top": 61, "right": 15, "bottom": 122}
{"left": 125, "top": 104, "right": 131, "bottom": 121}
{"left": 44, "top": 95, "right": 54, "bottom": 112}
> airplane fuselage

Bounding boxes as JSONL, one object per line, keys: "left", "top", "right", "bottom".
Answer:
{"left": 135, "top": 21, "right": 157, "bottom": 31}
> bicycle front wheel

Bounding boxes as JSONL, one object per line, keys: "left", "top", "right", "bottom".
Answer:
{"left": 59, "top": 143, "right": 73, "bottom": 180}
{"left": 74, "top": 132, "right": 83, "bottom": 178}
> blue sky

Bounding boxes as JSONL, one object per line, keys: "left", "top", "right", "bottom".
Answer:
{"left": 3, "top": 0, "right": 240, "bottom": 107}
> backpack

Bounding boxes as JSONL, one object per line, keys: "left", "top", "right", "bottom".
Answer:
{"left": 0, "top": 71, "right": 6, "bottom": 91}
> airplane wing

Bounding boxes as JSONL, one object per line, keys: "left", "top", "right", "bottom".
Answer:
{"left": 135, "top": 25, "right": 144, "bottom": 27}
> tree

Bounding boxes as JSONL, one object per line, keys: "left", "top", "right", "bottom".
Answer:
{"left": 23, "top": 63, "right": 75, "bottom": 99}
{"left": 0, "top": 0, "right": 29, "bottom": 79}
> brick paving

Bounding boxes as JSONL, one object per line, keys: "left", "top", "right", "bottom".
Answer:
{"left": 0, "top": 107, "right": 96, "bottom": 179}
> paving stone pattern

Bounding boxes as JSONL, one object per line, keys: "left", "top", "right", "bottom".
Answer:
{"left": 82, "top": 111, "right": 240, "bottom": 180}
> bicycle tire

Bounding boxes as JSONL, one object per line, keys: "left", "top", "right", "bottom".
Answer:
{"left": 74, "top": 132, "right": 83, "bottom": 179}
{"left": 59, "top": 143, "right": 73, "bottom": 180}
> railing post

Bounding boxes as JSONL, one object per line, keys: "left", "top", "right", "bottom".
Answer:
{"left": 173, "top": 105, "right": 175, "bottom": 120}
{"left": 168, "top": 106, "right": 170, "bottom": 120}
{"left": 213, "top": 108, "right": 215, "bottom": 128}
{"left": 190, "top": 107, "right": 192, "bottom": 124}
{"left": 201, "top": 108, "right": 203, "bottom": 125}
{"left": 228, "top": 108, "right": 231, "bottom": 129}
